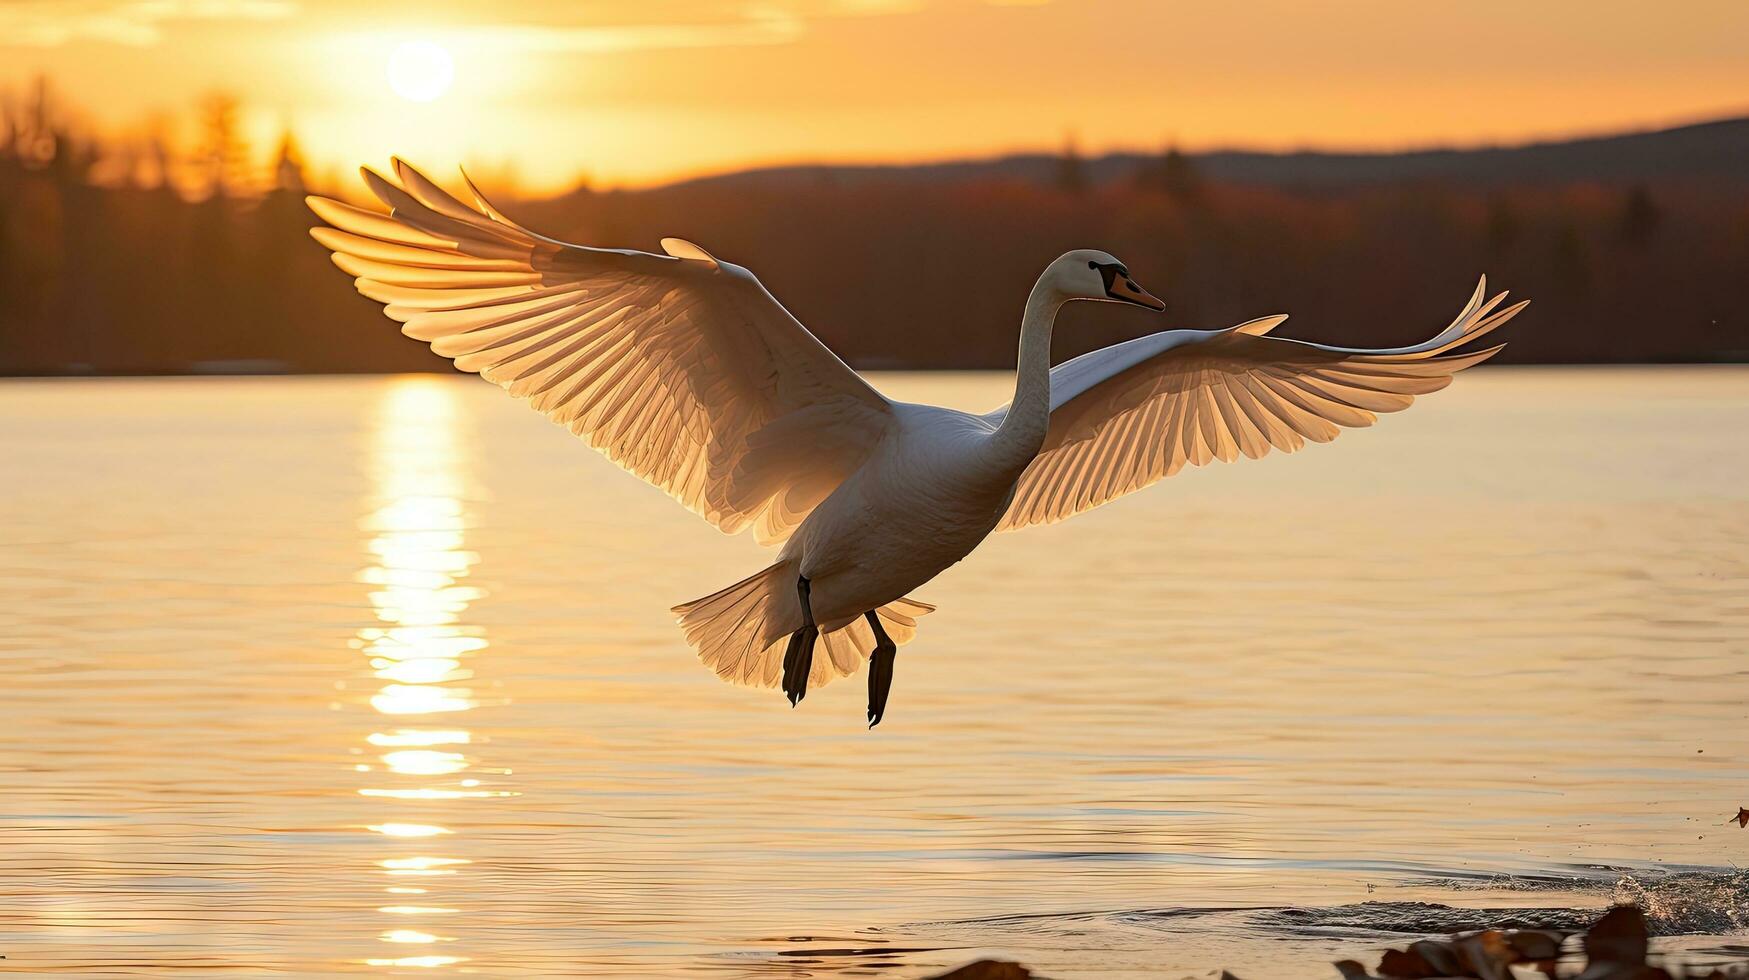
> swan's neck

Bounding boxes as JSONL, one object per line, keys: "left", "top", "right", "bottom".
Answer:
{"left": 990, "top": 279, "right": 1063, "bottom": 468}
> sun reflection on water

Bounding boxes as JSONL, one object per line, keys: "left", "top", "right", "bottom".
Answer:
{"left": 368, "top": 823, "right": 452, "bottom": 838}
{"left": 368, "top": 730, "right": 470, "bottom": 747}
{"left": 352, "top": 378, "right": 513, "bottom": 971}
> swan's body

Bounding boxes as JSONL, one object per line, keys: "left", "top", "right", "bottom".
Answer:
{"left": 781, "top": 401, "right": 1022, "bottom": 626}
{"left": 309, "top": 161, "right": 1526, "bottom": 724}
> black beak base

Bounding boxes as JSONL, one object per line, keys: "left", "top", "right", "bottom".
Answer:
{"left": 1094, "top": 261, "right": 1165, "bottom": 311}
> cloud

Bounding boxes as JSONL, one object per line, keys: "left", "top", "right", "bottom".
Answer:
{"left": 0, "top": 0, "right": 936, "bottom": 54}
{"left": 830, "top": 0, "right": 924, "bottom": 13}
{"left": 461, "top": 8, "right": 806, "bottom": 54}
{"left": 454, "top": 0, "right": 960, "bottom": 55}
{"left": 0, "top": 0, "right": 297, "bottom": 47}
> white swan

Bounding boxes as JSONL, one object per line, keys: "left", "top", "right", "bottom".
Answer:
{"left": 308, "top": 160, "right": 1526, "bottom": 726}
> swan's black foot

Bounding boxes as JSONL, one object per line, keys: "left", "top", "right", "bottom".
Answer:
{"left": 782, "top": 575, "right": 816, "bottom": 707}
{"left": 781, "top": 624, "right": 817, "bottom": 706}
{"left": 865, "top": 610, "right": 896, "bottom": 728}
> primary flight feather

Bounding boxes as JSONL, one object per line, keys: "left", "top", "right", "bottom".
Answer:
{"left": 309, "top": 161, "right": 1525, "bottom": 726}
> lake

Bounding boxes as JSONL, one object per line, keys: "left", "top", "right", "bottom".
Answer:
{"left": 1, "top": 368, "right": 1745, "bottom": 977}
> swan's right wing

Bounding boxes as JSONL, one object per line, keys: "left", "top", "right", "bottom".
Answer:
{"left": 988, "top": 279, "right": 1525, "bottom": 531}
{"left": 309, "top": 161, "right": 893, "bottom": 544}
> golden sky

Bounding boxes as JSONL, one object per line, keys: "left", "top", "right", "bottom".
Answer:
{"left": 3, "top": 0, "right": 1747, "bottom": 192}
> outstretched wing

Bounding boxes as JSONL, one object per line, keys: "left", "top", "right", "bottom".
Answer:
{"left": 988, "top": 279, "right": 1526, "bottom": 531}
{"left": 309, "top": 160, "right": 893, "bottom": 544}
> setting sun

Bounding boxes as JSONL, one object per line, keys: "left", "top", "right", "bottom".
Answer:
{"left": 3, "top": 3, "right": 1748, "bottom": 190}
{"left": 387, "top": 40, "right": 453, "bottom": 103}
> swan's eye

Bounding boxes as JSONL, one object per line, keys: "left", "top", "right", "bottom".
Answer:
{"left": 1088, "top": 260, "right": 1098, "bottom": 270}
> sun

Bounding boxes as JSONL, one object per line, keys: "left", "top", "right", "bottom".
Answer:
{"left": 387, "top": 41, "right": 454, "bottom": 103}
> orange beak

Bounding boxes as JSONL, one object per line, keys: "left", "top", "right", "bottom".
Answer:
{"left": 1110, "top": 274, "right": 1166, "bottom": 311}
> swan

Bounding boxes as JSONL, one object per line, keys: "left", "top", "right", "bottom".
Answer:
{"left": 308, "top": 160, "right": 1526, "bottom": 726}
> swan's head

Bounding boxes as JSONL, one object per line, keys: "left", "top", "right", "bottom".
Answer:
{"left": 1047, "top": 249, "right": 1165, "bottom": 311}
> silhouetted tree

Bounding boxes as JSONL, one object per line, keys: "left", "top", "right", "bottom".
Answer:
{"left": 1550, "top": 219, "right": 1592, "bottom": 296}
{"left": 196, "top": 93, "right": 248, "bottom": 197}
{"left": 140, "top": 115, "right": 174, "bottom": 190}
{"left": 1053, "top": 134, "right": 1087, "bottom": 194}
{"left": 1484, "top": 194, "right": 1519, "bottom": 254}
{"left": 272, "top": 132, "right": 306, "bottom": 194}
{"left": 253, "top": 130, "right": 315, "bottom": 358}
{"left": 1136, "top": 143, "right": 1202, "bottom": 202}
{"left": 1619, "top": 184, "right": 1660, "bottom": 246}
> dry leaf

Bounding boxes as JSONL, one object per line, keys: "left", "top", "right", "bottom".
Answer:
{"left": 926, "top": 959, "right": 1035, "bottom": 980}
{"left": 1452, "top": 930, "right": 1517, "bottom": 980}
{"left": 1583, "top": 905, "right": 1650, "bottom": 970}
{"left": 1376, "top": 946, "right": 1438, "bottom": 978}
{"left": 1316, "top": 902, "right": 1749, "bottom": 980}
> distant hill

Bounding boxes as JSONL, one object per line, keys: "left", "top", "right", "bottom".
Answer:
{"left": 5, "top": 112, "right": 1747, "bottom": 374}
{"left": 665, "top": 115, "right": 1749, "bottom": 192}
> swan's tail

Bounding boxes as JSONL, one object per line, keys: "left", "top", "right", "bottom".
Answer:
{"left": 672, "top": 561, "right": 934, "bottom": 690}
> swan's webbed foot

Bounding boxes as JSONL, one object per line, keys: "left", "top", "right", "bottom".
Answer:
{"left": 781, "top": 625, "right": 817, "bottom": 706}
{"left": 781, "top": 576, "right": 816, "bottom": 707}
{"left": 865, "top": 610, "right": 896, "bottom": 728}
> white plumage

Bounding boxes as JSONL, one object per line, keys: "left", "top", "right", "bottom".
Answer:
{"left": 309, "top": 161, "right": 1524, "bottom": 722}
{"left": 992, "top": 282, "right": 1521, "bottom": 530}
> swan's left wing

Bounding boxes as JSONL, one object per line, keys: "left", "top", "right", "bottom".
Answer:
{"left": 987, "top": 279, "right": 1526, "bottom": 531}
{"left": 308, "top": 161, "right": 893, "bottom": 544}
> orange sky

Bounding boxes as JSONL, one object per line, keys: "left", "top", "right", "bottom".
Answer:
{"left": 3, "top": 0, "right": 1746, "bottom": 192}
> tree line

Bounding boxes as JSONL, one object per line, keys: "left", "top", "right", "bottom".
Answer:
{"left": 2, "top": 80, "right": 1745, "bottom": 375}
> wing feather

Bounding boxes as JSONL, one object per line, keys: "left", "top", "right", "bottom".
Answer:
{"left": 992, "top": 279, "right": 1524, "bottom": 531}
{"left": 310, "top": 162, "right": 892, "bottom": 543}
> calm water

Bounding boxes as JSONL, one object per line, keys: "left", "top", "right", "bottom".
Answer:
{"left": 1, "top": 368, "right": 1746, "bottom": 977}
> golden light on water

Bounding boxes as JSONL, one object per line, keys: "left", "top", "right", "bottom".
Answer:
{"left": 351, "top": 378, "right": 514, "bottom": 970}
{"left": 364, "top": 956, "right": 468, "bottom": 969}
{"left": 380, "top": 857, "right": 471, "bottom": 871}
{"left": 373, "top": 658, "right": 466, "bottom": 684}
{"left": 359, "top": 786, "right": 512, "bottom": 800}
{"left": 368, "top": 730, "right": 470, "bottom": 747}
{"left": 381, "top": 750, "right": 468, "bottom": 776}
{"left": 381, "top": 928, "right": 450, "bottom": 943}
{"left": 369, "top": 685, "right": 475, "bottom": 714}
{"left": 368, "top": 823, "right": 451, "bottom": 838}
